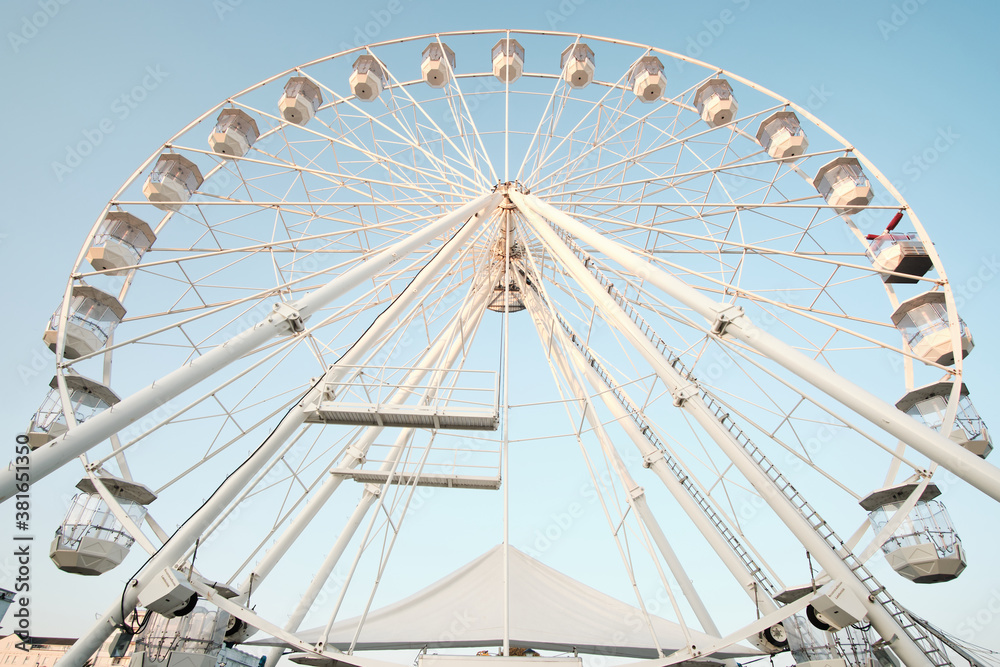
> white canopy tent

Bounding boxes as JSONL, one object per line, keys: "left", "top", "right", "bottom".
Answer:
{"left": 252, "top": 545, "right": 758, "bottom": 660}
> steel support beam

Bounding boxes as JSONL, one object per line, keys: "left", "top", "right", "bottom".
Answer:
{"left": 2, "top": 194, "right": 500, "bottom": 504}
{"left": 515, "top": 192, "right": 1000, "bottom": 505}
{"left": 55, "top": 194, "right": 499, "bottom": 667}
{"left": 515, "top": 193, "right": 934, "bottom": 667}
{"left": 521, "top": 284, "right": 722, "bottom": 637}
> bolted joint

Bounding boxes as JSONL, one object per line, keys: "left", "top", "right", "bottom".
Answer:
{"left": 671, "top": 382, "right": 700, "bottom": 407}
{"left": 642, "top": 449, "right": 665, "bottom": 469}
{"left": 270, "top": 301, "right": 306, "bottom": 334}
{"left": 363, "top": 483, "right": 382, "bottom": 498}
{"left": 628, "top": 484, "right": 646, "bottom": 500}
{"left": 345, "top": 444, "right": 367, "bottom": 465}
{"left": 709, "top": 303, "right": 744, "bottom": 336}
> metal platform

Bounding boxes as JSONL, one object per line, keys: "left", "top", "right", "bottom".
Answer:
{"left": 305, "top": 403, "right": 498, "bottom": 430}
{"left": 304, "top": 365, "right": 499, "bottom": 431}
{"left": 329, "top": 468, "right": 501, "bottom": 490}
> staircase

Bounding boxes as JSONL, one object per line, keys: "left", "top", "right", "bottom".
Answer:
{"left": 550, "top": 228, "right": 952, "bottom": 667}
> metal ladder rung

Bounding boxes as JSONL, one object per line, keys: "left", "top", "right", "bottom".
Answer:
{"left": 549, "top": 239, "right": 952, "bottom": 662}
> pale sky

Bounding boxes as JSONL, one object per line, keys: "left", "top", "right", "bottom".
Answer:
{"left": 1, "top": 0, "right": 999, "bottom": 660}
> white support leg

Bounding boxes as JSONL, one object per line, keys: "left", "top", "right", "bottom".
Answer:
{"left": 56, "top": 399, "right": 317, "bottom": 667}
{"left": 56, "top": 195, "right": 500, "bottom": 667}
{"left": 2, "top": 193, "right": 500, "bottom": 504}
{"left": 240, "top": 270, "right": 497, "bottom": 601}
{"left": 262, "top": 484, "right": 380, "bottom": 667}
{"left": 520, "top": 285, "right": 722, "bottom": 637}
{"left": 521, "top": 284, "right": 775, "bottom": 617}
{"left": 515, "top": 192, "right": 1000, "bottom": 505}
{"left": 258, "top": 276, "right": 496, "bottom": 667}
{"left": 516, "top": 197, "right": 935, "bottom": 667}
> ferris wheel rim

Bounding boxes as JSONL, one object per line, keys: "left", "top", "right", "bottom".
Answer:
{"left": 27, "top": 29, "right": 991, "bottom": 667}
{"left": 48, "top": 27, "right": 969, "bottom": 552}
{"left": 46, "top": 33, "right": 968, "bottom": 526}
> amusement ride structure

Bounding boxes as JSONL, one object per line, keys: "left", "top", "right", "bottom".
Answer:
{"left": 7, "top": 29, "right": 999, "bottom": 667}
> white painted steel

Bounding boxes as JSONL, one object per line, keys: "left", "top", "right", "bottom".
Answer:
{"left": 517, "top": 193, "right": 1000, "bottom": 505}
{"left": 518, "top": 243, "right": 778, "bottom": 618}
{"left": 28, "top": 30, "right": 987, "bottom": 667}
{"left": 515, "top": 193, "right": 932, "bottom": 667}
{"left": 57, "top": 196, "right": 498, "bottom": 667}
{"left": 520, "top": 284, "right": 721, "bottom": 638}
{"left": 2, "top": 194, "right": 496, "bottom": 505}
{"left": 260, "top": 275, "right": 496, "bottom": 667}
{"left": 239, "top": 276, "right": 497, "bottom": 603}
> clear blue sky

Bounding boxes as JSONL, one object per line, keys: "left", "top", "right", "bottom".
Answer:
{"left": 2, "top": 0, "right": 999, "bottom": 656}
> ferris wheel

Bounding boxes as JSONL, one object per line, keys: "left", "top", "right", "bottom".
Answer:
{"left": 9, "top": 29, "right": 1000, "bottom": 667}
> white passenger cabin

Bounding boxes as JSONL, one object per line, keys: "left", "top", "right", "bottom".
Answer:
{"left": 756, "top": 111, "right": 808, "bottom": 160}
{"left": 43, "top": 285, "right": 125, "bottom": 359}
{"left": 694, "top": 78, "right": 738, "bottom": 127}
{"left": 422, "top": 42, "right": 456, "bottom": 88}
{"left": 897, "top": 382, "right": 991, "bottom": 458}
{"left": 783, "top": 614, "right": 845, "bottom": 667}
{"left": 208, "top": 108, "right": 260, "bottom": 158}
{"left": 628, "top": 56, "right": 665, "bottom": 102}
{"left": 50, "top": 476, "right": 155, "bottom": 576}
{"left": 27, "top": 374, "right": 119, "bottom": 449}
{"left": 86, "top": 211, "right": 155, "bottom": 274}
{"left": 350, "top": 55, "right": 387, "bottom": 101}
{"left": 143, "top": 154, "right": 204, "bottom": 211}
{"left": 278, "top": 76, "right": 323, "bottom": 125}
{"left": 560, "top": 43, "right": 595, "bottom": 89}
{"left": 891, "top": 291, "right": 973, "bottom": 366}
{"left": 860, "top": 482, "right": 966, "bottom": 583}
{"left": 492, "top": 39, "right": 524, "bottom": 83}
{"left": 130, "top": 605, "right": 230, "bottom": 667}
{"left": 812, "top": 156, "right": 873, "bottom": 215}
{"left": 866, "top": 232, "right": 932, "bottom": 283}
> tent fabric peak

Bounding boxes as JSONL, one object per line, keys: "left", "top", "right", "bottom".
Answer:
{"left": 253, "top": 545, "right": 757, "bottom": 660}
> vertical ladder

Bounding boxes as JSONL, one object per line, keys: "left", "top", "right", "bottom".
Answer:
{"left": 701, "top": 394, "right": 950, "bottom": 667}
{"left": 532, "top": 277, "right": 776, "bottom": 599}
{"left": 554, "top": 230, "right": 952, "bottom": 667}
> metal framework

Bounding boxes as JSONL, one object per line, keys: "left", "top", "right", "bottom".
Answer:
{"left": 8, "top": 29, "right": 998, "bottom": 667}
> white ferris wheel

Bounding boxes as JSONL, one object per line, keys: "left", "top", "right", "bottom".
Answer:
{"left": 8, "top": 29, "right": 1000, "bottom": 667}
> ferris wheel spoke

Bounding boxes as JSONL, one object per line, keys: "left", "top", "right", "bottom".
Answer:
{"left": 516, "top": 56, "right": 579, "bottom": 184}
{"left": 433, "top": 75, "right": 500, "bottom": 185}
{"left": 373, "top": 50, "right": 492, "bottom": 191}
{"left": 114, "top": 216, "right": 449, "bottom": 315}
{"left": 153, "top": 392, "right": 304, "bottom": 496}
{"left": 721, "top": 342, "right": 931, "bottom": 476}
{"left": 577, "top": 229, "right": 939, "bottom": 382}
{"left": 176, "top": 143, "right": 475, "bottom": 209}
{"left": 265, "top": 111, "right": 484, "bottom": 201}
{"left": 562, "top": 211, "right": 877, "bottom": 270}
{"left": 29, "top": 32, "right": 996, "bottom": 667}
{"left": 304, "top": 73, "right": 486, "bottom": 195}
{"left": 86, "top": 280, "right": 421, "bottom": 478}
{"left": 540, "top": 146, "right": 839, "bottom": 200}
{"left": 216, "top": 426, "right": 362, "bottom": 582}
{"left": 531, "top": 105, "right": 769, "bottom": 196}
{"left": 528, "top": 68, "right": 656, "bottom": 188}
{"left": 521, "top": 64, "right": 637, "bottom": 187}
{"left": 524, "top": 192, "right": 1000, "bottom": 506}
{"left": 695, "top": 385, "right": 865, "bottom": 499}
{"left": 67, "top": 255, "right": 413, "bottom": 366}
{"left": 517, "top": 240, "right": 784, "bottom": 611}
{"left": 531, "top": 68, "right": 755, "bottom": 194}
{"left": 533, "top": 71, "right": 736, "bottom": 195}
